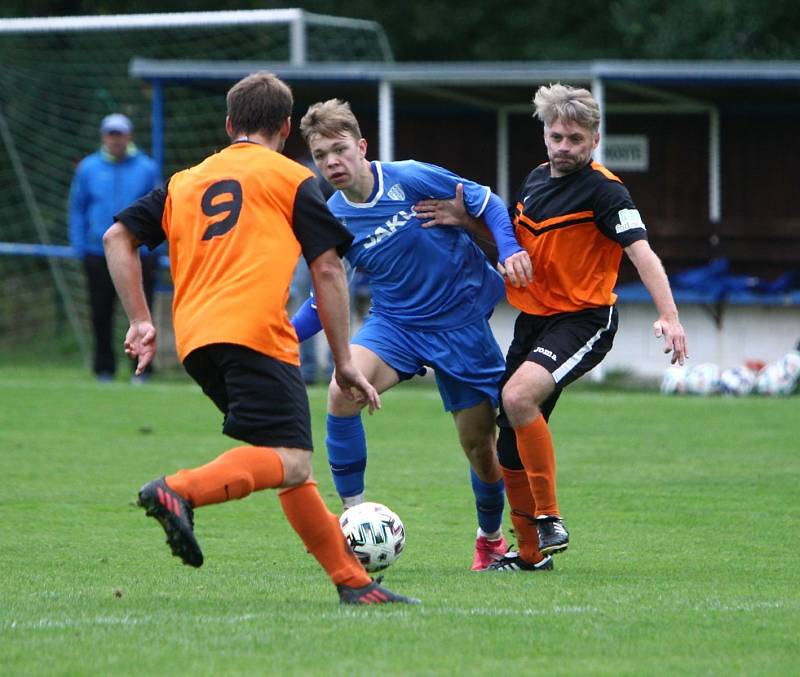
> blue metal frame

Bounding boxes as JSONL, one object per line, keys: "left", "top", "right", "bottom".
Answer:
{"left": 150, "top": 78, "right": 164, "bottom": 180}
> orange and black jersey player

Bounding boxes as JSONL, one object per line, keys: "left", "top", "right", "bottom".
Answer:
{"left": 506, "top": 160, "right": 648, "bottom": 317}
{"left": 118, "top": 141, "right": 353, "bottom": 368}
{"left": 117, "top": 142, "right": 354, "bottom": 452}
{"left": 497, "top": 159, "right": 648, "bottom": 471}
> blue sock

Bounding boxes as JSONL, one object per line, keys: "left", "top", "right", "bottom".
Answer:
{"left": 326, "top": 414, "right": 368, "bottom": 499}
{"left": 470, "top": 467, "right": 505, "bottom": 535}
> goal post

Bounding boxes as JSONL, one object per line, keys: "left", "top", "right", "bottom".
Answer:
{"left": 0, "top": 10, "right": 392, "bottom": 364}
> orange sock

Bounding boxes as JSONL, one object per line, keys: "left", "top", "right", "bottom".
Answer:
{"left": 514, "top": 415, "right": 559, "bottom": 517}
{"left": 279, "top": 481, "right": 371, "bottom": 588}
{"left": 501, "top": 466, "right": 545, "bottom": 564}
{"left": 165, "top": 446, "right": 285, "bottom": 507}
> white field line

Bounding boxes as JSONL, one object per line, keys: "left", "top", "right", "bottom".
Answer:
{"left": 2, "top": 600, "right": 786, "bottom": 631}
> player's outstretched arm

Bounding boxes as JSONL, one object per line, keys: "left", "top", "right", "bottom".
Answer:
{"left": 309, "top": 248, "right": 381, "bottom": 413}
{"left": 481, "top": 193, "right": 532, "bottom": 287}
{"left": 103, "top": 222, "right": 157, "bottom": 375}
{"left": 624, "top": 239, "right": 688, "bottom": 365}
{"left": 415, "top": 184, "right": 532, "bottom": 287}
{"left": 415, "top": 182, "right": 471, "bottom": 227}
{"left": 414, "top": 183, "right": 497, "bottom": 260}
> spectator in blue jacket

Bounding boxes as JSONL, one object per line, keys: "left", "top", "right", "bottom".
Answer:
{"left": 69, "top": 113, "right": 160, "bottom": 382}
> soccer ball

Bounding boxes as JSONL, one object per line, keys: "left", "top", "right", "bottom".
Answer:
{"left": 684, "top": 362, "right": 720, "bottom": 396}
{"left": 660, "top": 366, "right": 688, "bottom": 394}
{"left": 755, "top": 358, "right": 798, "bottom": 396}
{"left": 339, "top": 502, "right": 405, "bottom": 572}
{"left": 718, "top": 366, "right": 757, "bottom": 396}
{"left": 779, "top": 350, "right": 800, "bottom": 381}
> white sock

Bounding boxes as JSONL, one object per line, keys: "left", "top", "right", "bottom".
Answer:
{"left": 342, "top": 493, "right": 365, "bottom": 509}
{"left": 477, "top": 527, "right": 503, "bottom": 540}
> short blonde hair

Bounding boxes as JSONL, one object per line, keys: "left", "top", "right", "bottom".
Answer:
{"left": 533, "top": 83, "right": 600, "bottom": 133}
{"left": 299, "top": 99, "right": 363, "bottom": 145}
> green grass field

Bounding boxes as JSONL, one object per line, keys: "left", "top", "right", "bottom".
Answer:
{"left": 1, "top": 365, "right": 798, "bottom": 676}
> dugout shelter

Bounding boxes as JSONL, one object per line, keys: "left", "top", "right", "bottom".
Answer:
{"left": 1, "top": 10, "right": 798, "bottom": 375}
{"left": 130, "top": 55, "right": 800, "bottom": 375}
{"left": 130, "top": 57, "right": 800, "bottom": 285}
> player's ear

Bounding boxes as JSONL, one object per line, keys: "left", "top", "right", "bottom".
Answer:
{"left": 358, "top": 137, "right": 367, "bottom": 158}
{"left": 280, "top": 117, "right": 291, "bottom": 140}
{"left": 225, "top": 116, "right": 234, "bottom": 139}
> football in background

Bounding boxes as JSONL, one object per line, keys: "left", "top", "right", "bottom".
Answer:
{"left": 718, "top": 365, "right": 757, "bottom": 396}
{"left": 684, "top": 362, "right": 720, "bottom": 396}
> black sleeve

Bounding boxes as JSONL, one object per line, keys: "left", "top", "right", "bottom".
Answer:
{"left": 292, "top": 176, "right": 354, "bottom": 263}
{"left": 114, "top": 185, "right": 168, "bottom": 250}
{"left": 593, "top": 180, "right": 649, "bottom": 247}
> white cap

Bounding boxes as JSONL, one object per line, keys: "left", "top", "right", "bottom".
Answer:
{"left": 100, "top": 113, "right": 133, "bottom": 135}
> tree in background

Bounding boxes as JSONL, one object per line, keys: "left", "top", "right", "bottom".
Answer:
{"left": 3, "top": 0, "right": 800, "bottom": 61}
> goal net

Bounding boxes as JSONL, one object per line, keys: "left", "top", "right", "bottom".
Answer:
{"left": 0, "top": 10, "right": 391, "bottom": 366}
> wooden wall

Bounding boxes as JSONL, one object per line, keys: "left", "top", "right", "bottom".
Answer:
{"left": 287, "top": 95, "right": 798, "bottom": 283}
{"left": 389, "top": 105, "right": 799, "bottom": 281}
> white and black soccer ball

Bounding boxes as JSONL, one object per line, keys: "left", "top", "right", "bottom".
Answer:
{"left": 660, "top": 366, "right": 688, "bottom": 394}
{"left": 755, "top": 359, "right": 798, "bottom": 396}
{"left": 718, "top": 366, "right": 757, "bottom": 396}
{"left": 339, "top": 502, "right": 406, "bottom": 572}
{"left": 779, "top": 350, "right": 800, "bottom": 382}
{"left": 684, "top": 362, "right": 720, "bottom": 396}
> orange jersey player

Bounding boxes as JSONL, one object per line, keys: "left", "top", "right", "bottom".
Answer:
{"left": 102, "top": 71, "right": 419, "bottom": 605}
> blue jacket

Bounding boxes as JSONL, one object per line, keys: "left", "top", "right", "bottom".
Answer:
{"left": 68, "top": 145, "right": 159, "bottom": 257}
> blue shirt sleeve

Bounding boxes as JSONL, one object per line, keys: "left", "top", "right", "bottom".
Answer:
{"left": 291, "top": 293, "right": 322, "bottom": 342}
{"left": 482, "top": 193, "right": 522, "bottom": 262}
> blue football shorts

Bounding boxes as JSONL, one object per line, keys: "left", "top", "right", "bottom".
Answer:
{"left": 352, "top": 313, "right": 505, "bottom": 412}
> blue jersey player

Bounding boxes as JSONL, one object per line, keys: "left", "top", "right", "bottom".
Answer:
{"left": 294, "top": 99, "right": 532, "bottom": 570}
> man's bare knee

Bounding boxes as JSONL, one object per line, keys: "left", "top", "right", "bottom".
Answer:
{"left": 502, "top": 381, "right": 533, "bottom": 424}
{"left": 275, "top": 448, "right": 313, "bottom": 487}
{"left": 327, "top": 379, "right": 364, "bottom": 417}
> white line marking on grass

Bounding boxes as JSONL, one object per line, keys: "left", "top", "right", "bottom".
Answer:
{"left": 698, "top": 601, "right": 786, "bottom": 613}
{"left": 2, "top": 600, "right": 787, "bottom": 632}
{"left": 3, "top": 613, "right": 264, "bottom": 631}
{"left": 447, "top": 605, "right": 600, "bottom": 617}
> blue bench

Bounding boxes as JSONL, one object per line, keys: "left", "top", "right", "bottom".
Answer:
{"left": 615, "top": 281, "right": 800, "bottom": 307}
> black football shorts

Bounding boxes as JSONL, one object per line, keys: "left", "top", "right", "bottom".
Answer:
{"left": 183, "top": 343, "right": 313, "bottom": 450}
{"left": 496, "top": 306, "right": 618, "bottom": 469}
{"left": 505, "top": 305, "right": 618, "bottom": 389}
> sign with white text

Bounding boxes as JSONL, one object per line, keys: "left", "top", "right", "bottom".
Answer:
{"left": 604, "top": 135, "right": 649, "bottom": 171}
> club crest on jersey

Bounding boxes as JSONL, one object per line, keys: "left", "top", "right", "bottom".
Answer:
{"left": 387, "top": 183, "right": 406, "bottom": 201}
{"left": 363, "top": 209, "right": 415, "bottom": 249}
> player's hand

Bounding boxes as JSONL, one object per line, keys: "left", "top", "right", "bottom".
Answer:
{"left": 414, "top": 183, "right": 467, "bottom": 228}
{"left": 499, "top": 250, "right": 533, "bottom": 287}
{"left": 653, "top": 317, "right": 688, "bottom": 365}
{"left": 333, "top": 361, "right": 381, "bottom": 414}
{"left": 124, "top": 320, "right": 157, "bottom": 375}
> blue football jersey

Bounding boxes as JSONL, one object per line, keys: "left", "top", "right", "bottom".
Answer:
{"left": 327, "top": 160, "right": 505, "bottom": 331}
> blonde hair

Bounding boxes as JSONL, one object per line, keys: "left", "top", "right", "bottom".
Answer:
{"left": 533, "top": 83, "right": 600, "bottom": 133}
{"left": 300, "top": 99, "right": 363, "bottom": 145}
